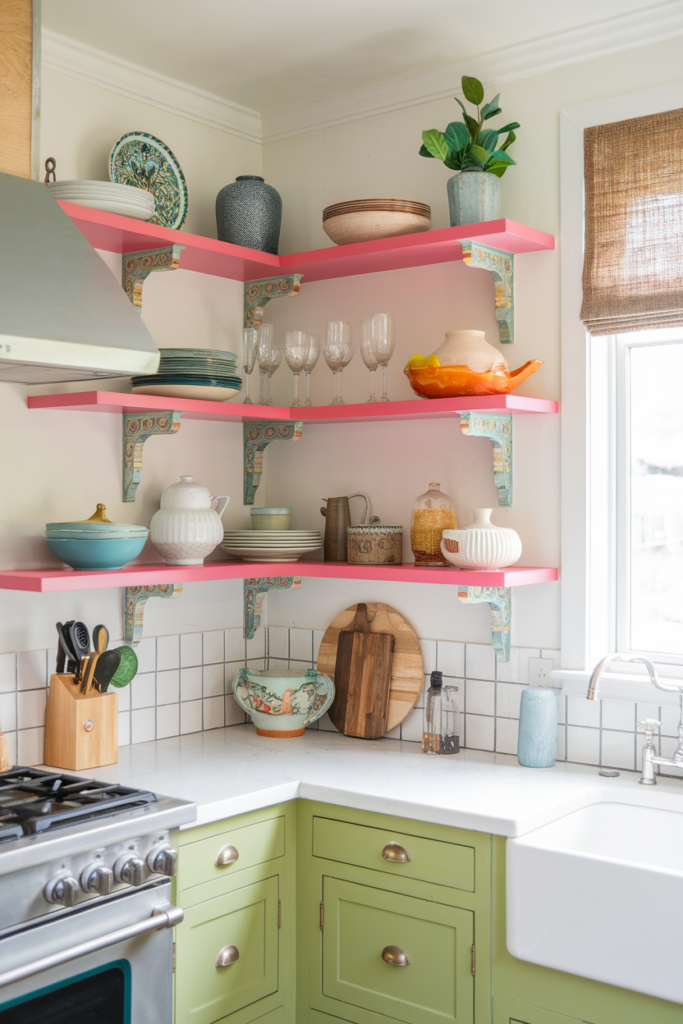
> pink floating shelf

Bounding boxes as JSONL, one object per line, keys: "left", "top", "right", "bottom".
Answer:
{"left": 27, "top": 391, "right": 558, "bottom": 421}
{"left": 0, "top": 560, "right": 558, "bottom": 594}
{"left": 58, "top": 201, "right": 554, "bottom": 284}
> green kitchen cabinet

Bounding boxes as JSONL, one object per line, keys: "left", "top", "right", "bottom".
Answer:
{"left": 492, "top": 997, "right": 592, "bottom": 1024}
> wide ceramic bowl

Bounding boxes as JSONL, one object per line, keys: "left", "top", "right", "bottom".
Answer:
{"left": 46, "top": 535, "right": 147, "bottom": 570}
{"left": 323, "top": 207, "right": 431, "bottom": 245}
{"left": 233, "top": 667, "right": 334, "bottom": 737}
{"left": 403, "top": 359, "right": 545, "bottom": 398}
{"left": 46, "top": 529, "right": 148, "bottom": 540}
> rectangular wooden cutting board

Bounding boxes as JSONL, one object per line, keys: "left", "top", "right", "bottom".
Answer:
{"left": 331, "top": 603, "right": 394, "bottom": 738}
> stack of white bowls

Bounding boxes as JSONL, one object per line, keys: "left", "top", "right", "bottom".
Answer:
{"left": 47, "top": 180, "right": 155, "bottom": 221}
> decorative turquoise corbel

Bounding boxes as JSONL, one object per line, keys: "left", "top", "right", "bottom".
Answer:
{"left": 243, "top": 420, "right": 303, "bottom": 505}
{"left": 243, "top": 274, "right": 303, "bottom": 329}
{"left": 124, "top": 583, "right": 183, "bottom": 647}
{"left": 461, "top": 241, "right": 514, "bottom": 343}
{"left": 244, "top": 577, "right": 302, "bottom": 639}
{"left": 458, "top": 586, "right": 511, "bottom": 662}
{"left": 459, "top": 412, "right": 512, "bottom": 506}
{"left": 122, "top": 245, "right": 185, "bottom": 310}
{"left": 122, "top": 412, "right": 183, "bottom": 502}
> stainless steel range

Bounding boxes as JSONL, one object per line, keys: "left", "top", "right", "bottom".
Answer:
{"left": 0, "top": 766, "right": 195, "bottom": 1022}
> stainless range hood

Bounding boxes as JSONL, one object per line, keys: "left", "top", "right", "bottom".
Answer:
{"left": 0, "top": 172, "right": 160, "bottom": 384}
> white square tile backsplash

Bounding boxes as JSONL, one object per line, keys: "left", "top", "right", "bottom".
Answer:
{"left": 0, "top": 626, "right": 676, "bottom": 776}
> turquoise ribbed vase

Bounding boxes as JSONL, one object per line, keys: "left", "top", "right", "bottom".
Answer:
{"left": 517, "top": 688, "right": 557, "bottom": 768}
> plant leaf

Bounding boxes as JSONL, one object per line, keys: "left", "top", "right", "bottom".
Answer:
{"left": 419, "top": 143, "right": 435, "bottom": 158}
{"left": 463, "top": 113, "right": 480, "bottom": 140}
{"left": 421, "top": 129, "right": 449, "bottom": 162}
{"left": 444, "top": 153, "right": 464, "bottom": 171}
{"left": 462, "top": 75, "right": 484, "bottom": 105}
{"left": 482, "top": 107, "right": 502, "bottom": 121}
{"left": 486, "top": 150, "right": 516, "bottom": 166}
{"left": 477, "top": 128, "right": 499, "bottom": 153}
{"left": 480, "top": 94, "right": 500, "bottom": 120}
{"left": 468, "top": 144, "right": 489, "bottom": 167}
{"left": 453, "top": 97, "right": 468, "bottom": 116}
{"left": 444, "top": 120, "right": 471, "bottom": 154}
{"left": 485, "top": 163, "right": 508, "bottom": 178}
{"left": 497, "top": 122, "right": 520, "bottom": 133}
{"left": 499, "top": 130, "right": 516, "bottom": 152}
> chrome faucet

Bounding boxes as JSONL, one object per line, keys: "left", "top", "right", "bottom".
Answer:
{"left": 587, "top": 653, "right": 683, "bottom": 785}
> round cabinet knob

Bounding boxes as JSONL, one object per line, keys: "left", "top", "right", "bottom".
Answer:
{"left": 114, "top": 854, "right": 146, "bottom": 887}
{"left": 382, "top": 842, "right": 410, "bottom": 863}
{"left": 147, "top": 844, "right": 178, "bottom": 878}
{"left": 80, "top": 863, "right": 114, "bottom": 896}
{"left": 215, "top": 844, "right": 239, "bottom": 867}
{"left": 44, "top": 873, "right": 80, "bottom": 907}
{"left": 381, "top": 945, "right": 411, "bottom": 967}
{"left": 215, "top": 944, "right": 239, "bottom": 968}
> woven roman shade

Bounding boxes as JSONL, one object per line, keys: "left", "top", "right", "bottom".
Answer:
{"left": 581, "top": 108, "right": 683, "bottom": 335}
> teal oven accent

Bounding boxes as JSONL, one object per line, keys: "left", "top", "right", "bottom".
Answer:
{"left": 0, "top": 960, "right": 132, "bottom": 1022}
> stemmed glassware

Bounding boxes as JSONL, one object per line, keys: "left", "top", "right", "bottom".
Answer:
{"left": 324, "top": 321, "right": 353, "bottom": 405}
{"left": 284, "top": 331, "right": 311, "bottom": 407}
{"left": 372, "top": 312, "right": 395, "bottom": 402}
{"left": 359, "top": 320, "right": 378, "bottom": 403}
{"left": 241, "top": 327, "right": 259, "bottom": 404}
{"left": 257, "top": 324, "right": 283, "bottom": 406}
{"left": 302, "top": 334, "right": 319, "bottom": 406}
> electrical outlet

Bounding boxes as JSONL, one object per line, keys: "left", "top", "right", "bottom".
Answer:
{"left": 528, "top": 657, "right": 557, "bottom": 687}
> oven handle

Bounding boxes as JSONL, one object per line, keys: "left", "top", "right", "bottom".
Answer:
{"left": 0, "top": 901, "right": 184, "bottom": 990}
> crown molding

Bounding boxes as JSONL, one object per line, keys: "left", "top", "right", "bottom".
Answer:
{"left": 42, "top": 30, "right": 262, "bottom": 143}
{"left": 261, "top": 1, "right": 683, "bottom": 141}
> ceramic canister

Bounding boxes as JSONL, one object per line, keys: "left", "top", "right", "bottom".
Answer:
{"left": 150, "top": 475, "right": 229, "bottom": 565}
{"left": 441, "top": 509, "right": 521, "bottom": 569}
{"left": 347, "top": 525, "right": 403, "bottom": 565}
{"left": 517, "top": 688, "right": 558, "bottom": 768}
{"left": 232, "top": 667, "right": 335, "bottom": 737}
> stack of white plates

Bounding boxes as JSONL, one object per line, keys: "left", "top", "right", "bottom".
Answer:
{"left": 222, "top": 530, "right": 322, "bottom": 563}
{"left": 47, "top": 180, "right": 155, "bottom": 221}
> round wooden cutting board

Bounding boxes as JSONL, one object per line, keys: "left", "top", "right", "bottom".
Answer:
{"left": 317, "top": 603, "right": 424, "bottom": 734}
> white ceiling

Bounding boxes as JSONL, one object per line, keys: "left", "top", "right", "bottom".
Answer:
{"left": 42, "top": 0, "right": 670, "bottom": 116}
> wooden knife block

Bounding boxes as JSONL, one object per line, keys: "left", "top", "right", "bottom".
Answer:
{"left": 44, "top": 673, "right": 118, "bottom": 771}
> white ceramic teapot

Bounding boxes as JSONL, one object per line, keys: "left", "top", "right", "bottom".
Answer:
{"left": 440, "top": 508, "right": 521, "bottom": 569}
{"left": 150, "top": 476, "right": 229, "bottom": 565}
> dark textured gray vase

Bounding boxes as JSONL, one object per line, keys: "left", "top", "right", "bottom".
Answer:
{"left": 215, "top": 175, "right": 282, "bottom": 254}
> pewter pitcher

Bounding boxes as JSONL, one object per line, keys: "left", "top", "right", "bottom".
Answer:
{"left": 320, "top": 493, "right": 369, "bottom": 561}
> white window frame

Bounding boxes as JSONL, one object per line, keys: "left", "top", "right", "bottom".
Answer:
{"left": 555, "top": 81, "right": 683, "bottom": 702}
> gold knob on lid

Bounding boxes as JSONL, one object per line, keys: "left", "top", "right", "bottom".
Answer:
{"left": 382, "top": 842, "right": 410, "bottom": 863}
{"left": 382, "top": 945, "right": 410, "bottom": 966}
{"left": 78, "top": 504, "right": 114, "bottom": 524}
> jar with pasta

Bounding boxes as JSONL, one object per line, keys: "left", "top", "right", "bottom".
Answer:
{"left": 410, "top": 482, "right": 457, "bottom": 566}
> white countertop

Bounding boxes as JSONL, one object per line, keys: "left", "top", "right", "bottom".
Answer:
{"left": 57, "top": 724, "right": 683, "bottom": 838}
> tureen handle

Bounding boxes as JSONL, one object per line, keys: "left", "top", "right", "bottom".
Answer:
{"left": 211, "top": 496, "right": 230, "bottom": 518}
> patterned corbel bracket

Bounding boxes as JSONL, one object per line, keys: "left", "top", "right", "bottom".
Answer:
{"left": 243, "top": 274, "right": 303, "bottom": 329}
{"left": 461, "top": 241, "right": 514, "bottom": 343}
{"left": 459, "top": 412, "right": 512, "bottom": 507}
{"left": 243, "top": 421, "right": 303, "bottom": 505}
{"left": 458, "top": 586, "right": 511, "bottom": 662}
{"left": 124, "top": 583, "right": 184, "bottom": 647}
{"left": 244, "top": 577, "right": 302, "bottom": 640}
{"left": 123, "top": 412, "right": 183, "bottom": 502}
{"left": 123, "top": 244, "right": 185, "bottom": 310}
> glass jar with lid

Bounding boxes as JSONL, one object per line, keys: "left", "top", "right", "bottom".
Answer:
{"left": 410, "top": 482, "right": 457, "bottom": 566}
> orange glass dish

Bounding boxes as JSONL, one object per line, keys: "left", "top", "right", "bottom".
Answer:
{"left": 403, "top": 355, "right": 544, "bottom": 398}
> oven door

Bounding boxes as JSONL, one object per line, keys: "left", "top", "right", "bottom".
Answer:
{"left": 0, "top": 879, "right": 181, "bottom": 1023}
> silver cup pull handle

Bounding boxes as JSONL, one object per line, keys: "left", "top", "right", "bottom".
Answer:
{"left": 215, "top": 844, "right": 239, "bottom": 866}
{"left": 382, "top": 842, "right": 410, "bottom": 863}
{"left": 216, "top": 944, "right": 239, "bottom": 967}
{"left": 382, "top": 945, "right": 410, "bottom": 966}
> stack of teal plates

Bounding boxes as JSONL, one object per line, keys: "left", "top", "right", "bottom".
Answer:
{"left": 131, "top": 347, "right": 242, "bottom": 402}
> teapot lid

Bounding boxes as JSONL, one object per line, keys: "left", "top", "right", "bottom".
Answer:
{"left": 160, "top": 475, "right": 212, "bottom": 509}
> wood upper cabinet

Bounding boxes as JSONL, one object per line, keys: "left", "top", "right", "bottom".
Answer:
{"left": 0, "top": 0, "right": 39, "bottom": 179}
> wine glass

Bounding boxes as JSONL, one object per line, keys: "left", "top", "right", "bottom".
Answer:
{"left": 359, "top": 320, "right": 378, "bottom": 403}
{"left": 241, "top": 328, "right": 259, "bottom": 404}
{"left": 257, "top": 324, "right": 283, "bottom": 406}
{"left": 303, "top": 334, "right": 319, "bottom": 406}
{"left": 324, "top": 321, "right": 353, "bottom": 405}
{"left": 372, "top": 313, "right": 395, "bottom": 402}
{"left": 284, "top": 331, "right": 311, "bottom": 407}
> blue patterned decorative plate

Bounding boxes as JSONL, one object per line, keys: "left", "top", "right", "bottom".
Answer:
{"left": 110, "top": 132, "right": 188, "bottom": 230}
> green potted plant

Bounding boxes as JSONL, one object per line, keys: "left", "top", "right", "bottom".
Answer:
{"left": 419, "top": 76, "right": 519, "bottom": 226}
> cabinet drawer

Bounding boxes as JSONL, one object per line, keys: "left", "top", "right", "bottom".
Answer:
{"left": 180, "top": 815, "right": 285, "bottom": 892}
{"left": 175, "top": 876, "right": 279, "bottom": 1024}
{"left": 313, "top": 816, "right": 475, "bottom": 892}
{"left": 320, "top": 876, "right": 474, "bottom": 1024}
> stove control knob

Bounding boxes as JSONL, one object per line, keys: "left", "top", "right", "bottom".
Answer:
{"left": 44, "top": 873, "right": 80, "bottom": 907}
{"left": 147, "top": 844, "right": 178, "bottom": 878}
{"left": 81, "top": 863, "right": 114, "bottom": 896}
{"left": 114, "top": 854, "right": 146, "bottom": 887}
